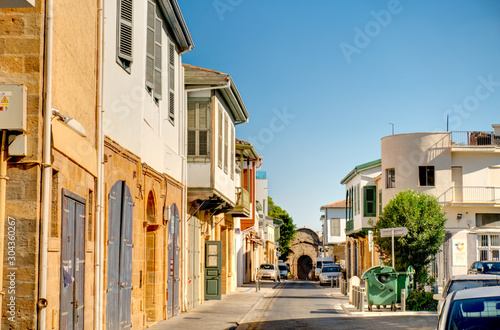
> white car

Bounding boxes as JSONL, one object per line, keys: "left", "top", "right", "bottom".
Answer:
{"left": 318, "top": 264, "right": 342, "bottom": 286}
{"left": 257, "top": 264, "right": 279, "bottom": 282}
{"left": 436, "top": 286, "right": 500, "bottom": 330}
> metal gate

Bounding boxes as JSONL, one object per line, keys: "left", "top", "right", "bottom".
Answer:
{"left": 167, "top": 203, "right": 180, "bottom": 317}
{"left": 60, "top": 189, "right": 86, "bottom": 330}
{"left": 106, "top": 181, "right": 133, "bottom": 329}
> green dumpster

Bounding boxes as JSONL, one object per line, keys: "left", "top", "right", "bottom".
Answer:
{"left": 397, "top": 265, "right": 415, "bottom": 302}
{"left": 361, "top": 266, "right": 399, "bottom": 311}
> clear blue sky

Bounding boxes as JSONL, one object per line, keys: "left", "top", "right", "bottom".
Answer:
{"left": 180, "top": 0, "right": 500, "bottom": 232}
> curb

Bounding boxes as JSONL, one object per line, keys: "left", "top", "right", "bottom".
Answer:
{"left": 340, "top": 303, "right": 438, "bottom": 317}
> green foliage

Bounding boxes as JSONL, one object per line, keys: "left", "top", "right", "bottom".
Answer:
{"left": 374, "top": 189, "right": 446, "bottom": 284}
{"left": 269, "top": 197, "right": 296, "bottom": 261}
{"left": 406, "top": 289, "right": 438, "bottom": 311}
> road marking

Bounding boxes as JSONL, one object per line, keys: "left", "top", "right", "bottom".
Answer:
{"left": 248, "top": 282, "right": 285, "bottom": 330}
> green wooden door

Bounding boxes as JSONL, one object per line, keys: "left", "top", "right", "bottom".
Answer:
{"left": 204, "top": 241, "right": 221, "bottom": 300}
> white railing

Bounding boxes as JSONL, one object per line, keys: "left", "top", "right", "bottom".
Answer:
{"left": 438, "top": 186, "right": 500, "bottom": 203}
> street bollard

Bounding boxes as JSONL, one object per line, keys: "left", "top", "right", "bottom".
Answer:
{"left": 353, "top": 286, "right": 358, "bottom": 309}
{"left": 360, "top": 288, "right": 365, "bottom": 312}
{"left": 256, "top": 278, "right": 260, "bottom": 292}
{"left": 401, "top": 289, "right": 406, "bottom": 312}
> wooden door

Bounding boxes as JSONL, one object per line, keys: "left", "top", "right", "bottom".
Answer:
{"left": 204, "top": 241, "right": 222, "bottom": 300}
{"left": 167, "top": 203, "right": 180, "bottom": 317}
{"left": 60, "top": 190, "right": 86, "bottom": 330}
{"left": 106, "top": 181, "right": 133, "bottom": 329}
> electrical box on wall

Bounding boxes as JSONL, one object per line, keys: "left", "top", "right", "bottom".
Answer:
{"left": 0, "top": 84, "right": 27, "bottom": 132}
{"left": 0, "top": 0, "right": 35, "bottom": 8}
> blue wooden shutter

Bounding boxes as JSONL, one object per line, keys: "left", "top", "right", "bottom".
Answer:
{"left": 106, "top": 182, "right": 123, "bottom": 329}
{"left": 119, "top": 184, "right": 133, "bottom": 328}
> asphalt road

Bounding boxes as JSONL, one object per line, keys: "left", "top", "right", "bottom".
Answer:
{"left": 237, "top": 280, "right": 438, "bottom": 330}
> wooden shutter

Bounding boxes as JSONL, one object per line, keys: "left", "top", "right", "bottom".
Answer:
{"left": 145, "top": 0, "right": 155, "bottom": 89}
{"left": 187, "top": 103, "right": 196, "bottom": 156}
{"left": 168, "top": 42, "right": 175, "bottom": 123}
{"left": 117, "top": 0, "right": 133, "bottom": 63}
{"left": 224, "top": 115, "right": 228, "bottom": 173}
{"left": 198, "top": 103, "right": 208, "bottom": 156}
{"left": 218, "top": 107, "right": 223, "bottom": 168}
{"left": 230, "top": 124, "right": 234, "bottom": 179}
{"left": 363, "top": 186, "right": 376, "bottom": 217}
{"left": 153, "top": 16, "right": 162, "bottom": 100}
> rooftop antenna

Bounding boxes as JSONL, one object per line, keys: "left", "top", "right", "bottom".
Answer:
{"left": 447, "top": 115, "right": 449, "bottom": 132}
{"left": 389, "top": 123, "right": 394, "bottom": 135}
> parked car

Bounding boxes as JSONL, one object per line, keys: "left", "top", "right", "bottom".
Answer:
{"left": 278, "top": 262, "right": 288, "bottom": 280}
{"left": 433, "top": 274, "right": 500, "bottom": 312}
{"left": 436, "top": 286, "right": 500, "bottom": 330}
{"left": 314, "top": 257, "right": 334, "bottom": 280}
{"left": 468, "top": 260, "right": 500, "bottom": 275}
{"left": 257, "top": 264, "right": 279, "bottom": 282}
{"left": 318, "top": 264, "right": 342, "bottom": 286}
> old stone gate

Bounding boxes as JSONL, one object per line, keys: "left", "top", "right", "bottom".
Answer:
{"left": 286, "top": 228, "right": 321, "bottom": 280}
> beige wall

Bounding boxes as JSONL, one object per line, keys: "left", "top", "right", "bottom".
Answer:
{"left": 1, "top": 0, "right": 99, "bottom": 328}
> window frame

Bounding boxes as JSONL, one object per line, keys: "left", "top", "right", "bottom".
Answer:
{"left": 187, "top": 98, "right": 211, "bottom": 160}
{"left": 363, "top": 185, "right": 377, "bottom": 217}
{"left": 419, "top": 166, "right": 435, "bottom": 187}
{"left": 330, "top": 218, "right": 341, "bottom": 236}
{"left": 386, "top": 168, "right": 395, "bottom": 188}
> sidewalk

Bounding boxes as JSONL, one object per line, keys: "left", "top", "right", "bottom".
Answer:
{"left": 331, "top": 288, "right": 437, "bottom": 317}
{"left": 148, "top": 282, "right": 276, "bottom": 330}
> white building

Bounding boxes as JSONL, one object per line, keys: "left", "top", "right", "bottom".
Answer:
{"left": 380, "top": 125, "right": 500, "bottom": 285}
{"left": 320, "top": 200, "right": 347, "bottom": 246}
{"left": 340, "top": 160, "right": 382, "bottom": 277}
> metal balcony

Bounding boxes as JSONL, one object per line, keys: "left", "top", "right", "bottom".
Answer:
{"left": 450, "top": 131, "right": 499, "bottom": 147}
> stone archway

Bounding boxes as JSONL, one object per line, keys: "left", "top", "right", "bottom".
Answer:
{"left": 286, "top": 228, "right": 321, "bottom": 279}
{"left": 297, "top": 255, "right": 313, "bottom": 280}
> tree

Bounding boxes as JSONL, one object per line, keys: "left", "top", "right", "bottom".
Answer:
{"left": 374, "top": 189, "right": 446, "bottom": 284}
{"left": 268, "top": 197, "right": 296, "bottom": 261}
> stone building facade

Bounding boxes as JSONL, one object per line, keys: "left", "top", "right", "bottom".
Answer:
{"left": 287, "top": 228, "right": 321, "bottom": 280}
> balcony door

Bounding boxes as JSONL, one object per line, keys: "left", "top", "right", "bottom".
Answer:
{"left": 452, "top": 166, "right": 463, "bottom": 202}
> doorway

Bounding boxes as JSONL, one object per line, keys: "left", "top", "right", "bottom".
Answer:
{"left": 60, "top": 189, "right": 86, "bottom": 330}
{"left": 167, "top": 203, "right": 180, "bottom": 317}
{"left": 106, "top": 181, "right": 133, "bottom": 329}
{"left": 297, "top": 255, "right": 313, "bottom": 280}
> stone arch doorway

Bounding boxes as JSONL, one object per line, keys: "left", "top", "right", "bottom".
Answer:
{"left": 297, "top": 255, "right": 313, "bottom": 280}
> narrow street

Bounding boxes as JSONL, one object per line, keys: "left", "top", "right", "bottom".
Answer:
{"left": 238, "top": 281, "right": 438, "bottom": 330}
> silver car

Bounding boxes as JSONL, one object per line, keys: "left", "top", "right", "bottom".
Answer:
{"left": 433, "top": 274, "right": 500, "bottom": 313}
{"left": 436, "top": 286, "right": 500, "bottom": 330}
{"left": 318, "top": 264, "right": 342, "bottom": 286}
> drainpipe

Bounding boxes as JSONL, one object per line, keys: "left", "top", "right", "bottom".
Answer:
{"left": 38, "top": 0, "right": 54, "bottom": 328}
{"left": 0, "top": 130, "right": 9, "bottom": 313}
{"left": 95, "top": 0, "right": 105, "bottom": 328}
{"left": 185, "top": 81, "right": 230, "bottom": 94}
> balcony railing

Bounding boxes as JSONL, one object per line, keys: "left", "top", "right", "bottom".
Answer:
{"left": 346, "top": 219, "right": 354, "bottom": 233}
{"left": 438, "top": 186, "right": 500, "bottom": 204}
{"left": 234, "top": 187, "right": 250, "bottom": 212}
{"left": 451, "top": 131, "right": 499, "bottom": 146}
